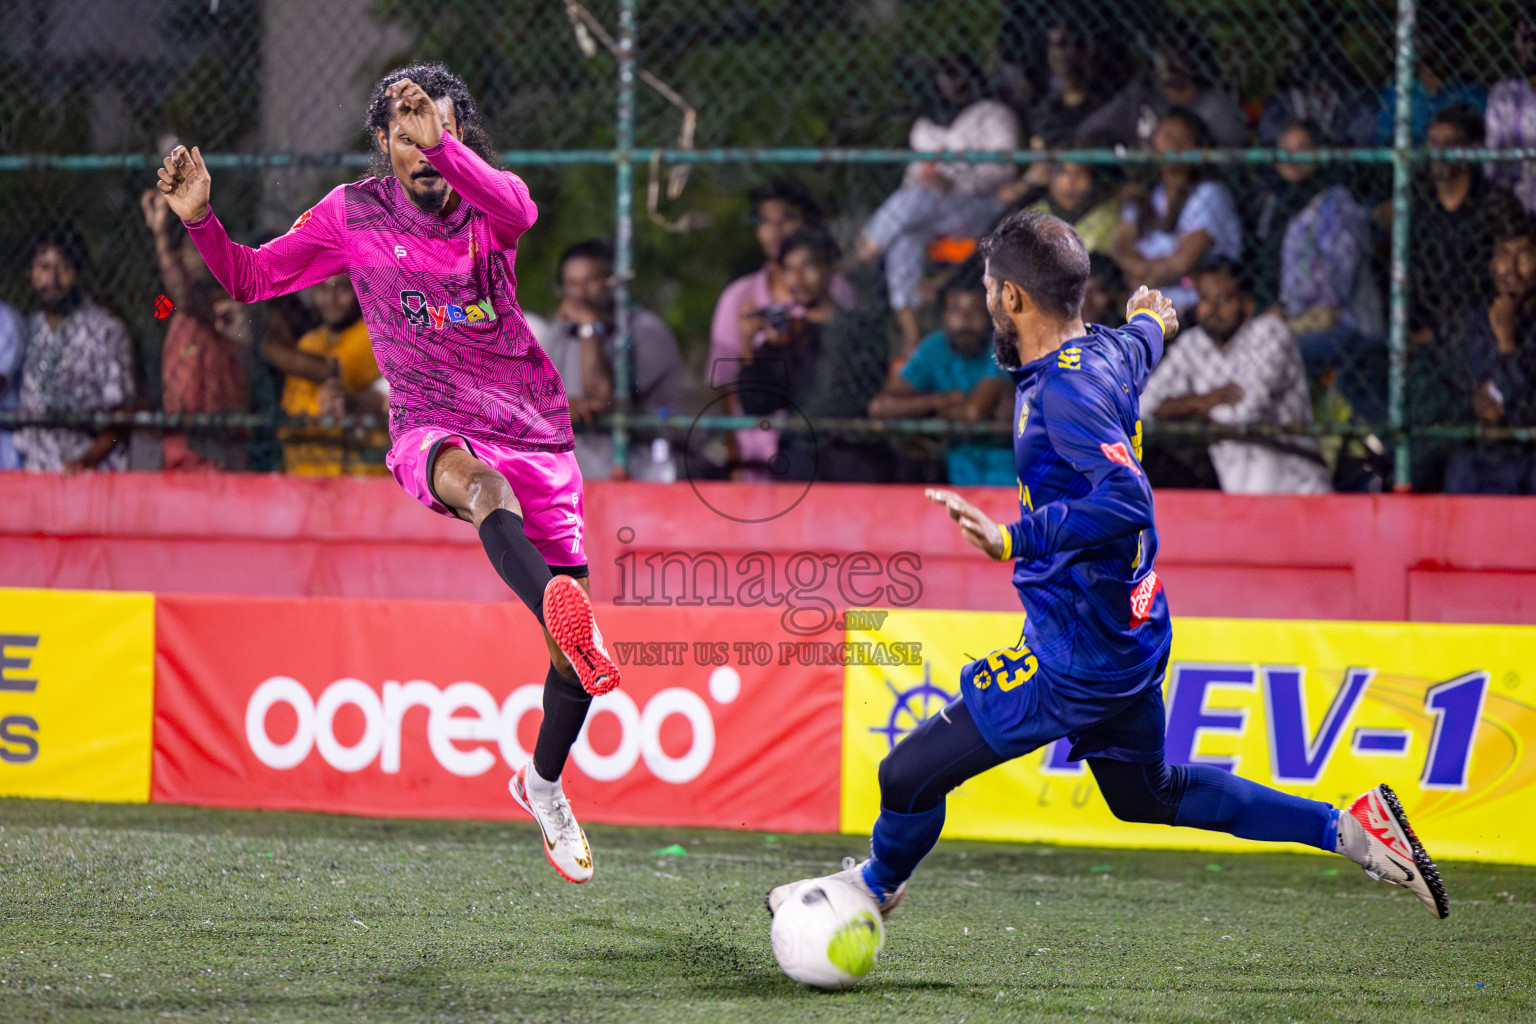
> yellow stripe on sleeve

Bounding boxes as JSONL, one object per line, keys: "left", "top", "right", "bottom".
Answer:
{"left": 1129, "top": 308, "right": 1167, "bottom": 336}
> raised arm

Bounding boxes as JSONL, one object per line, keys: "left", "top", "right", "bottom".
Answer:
{"left": 384, "top": 77, "right": 537, "bottom": 247}
{"left": 141, "top": 189, "right": 198, "bottom": 312}
{"left": 1121, "top": 286, "right": 1177, "bottom": 387}
{"left": 420, "top": 133, "right": 538, "bottom": 248}
{"left": 1008, "top": 373, "right": 1152, "bottom": 559}
{"left": 925, "top": 372, "right": 1153, "bottom": 563}
{"left": 159, "top": 145, "right": 347, "bottom": 302}
{"left": 185, "top": 199, "right": 348, "bottom": 304}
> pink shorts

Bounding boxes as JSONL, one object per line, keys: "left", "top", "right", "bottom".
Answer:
{"left": 386, "top": 427, "right": 588, "bottom": 568}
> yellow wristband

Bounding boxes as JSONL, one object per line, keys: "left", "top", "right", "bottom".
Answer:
{"left": 1129, "top": 308, "right": 1167, "bottom": 336}
{"left": 996, "top": 523, "right": 1013, "bottom": 561}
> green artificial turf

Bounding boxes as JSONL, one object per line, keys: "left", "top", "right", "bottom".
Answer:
{"left": 0, "top": 799, "right": 1530, "bottom": 1023}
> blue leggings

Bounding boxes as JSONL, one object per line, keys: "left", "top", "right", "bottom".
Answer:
{"left": 865, "top": 699, "right": 1338, "bottom": 894}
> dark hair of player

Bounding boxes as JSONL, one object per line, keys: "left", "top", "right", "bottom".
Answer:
{"left": 777, "top": 226, "right": 841, "bottom": 266}
{"left": 557, "top": 238, "right": 615, "bottom": 275}
{"left": 749, "top": 177, "right": 824, "bottom": 226}
{"left": 979, "top": 209, "right": 1090, "bottom": 320}
{"left": 32, "top": 222, "right": 92, "bottom": 276}
{"left": 1428, "top": 104, "right": 1485, "bottom": 146}
{"left": 365, "top": 62, "right": 497, "bottom": 177}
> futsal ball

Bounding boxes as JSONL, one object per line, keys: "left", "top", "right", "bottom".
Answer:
{"left": 770, "top": 878, "right": 885, "bottom": 990}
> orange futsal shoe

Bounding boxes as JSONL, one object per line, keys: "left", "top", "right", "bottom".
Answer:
{"left": 542, "top": 574, "right": 620, "bottom": 696}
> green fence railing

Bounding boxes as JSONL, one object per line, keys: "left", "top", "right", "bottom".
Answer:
{"left": 4, "top": 0, "right": 1534, "bottom": 491}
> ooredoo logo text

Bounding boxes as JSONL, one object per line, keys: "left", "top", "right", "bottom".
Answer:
{"left": 243, "top": 669, "right": 744, "bottom": 785}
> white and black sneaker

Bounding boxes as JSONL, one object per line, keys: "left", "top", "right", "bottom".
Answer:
{"left": 766, "top": 857, "right": 905, "bottom": 918}
{"left": 1337, "top": 783, "right": 1449, "bottom": 918}
{"left": 510, "top": 763, "right": 594, "bottom": 884}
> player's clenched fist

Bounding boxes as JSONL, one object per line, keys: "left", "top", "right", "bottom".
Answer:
{"left": 1126, "top": 285, "right": 1179, "bottom": 339}
{"left": 157, "top": 145, "right": 211, "bottom": 224}
{"left": 926, "top": 488, "right": 1008, "bottom": 561}
{"left": 385, "top": 78, "right": 446, "bottom": 150}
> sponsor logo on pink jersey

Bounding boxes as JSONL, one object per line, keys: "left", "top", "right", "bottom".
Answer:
{"left": 399, "top": 289, "right": 498, "bottom": 330}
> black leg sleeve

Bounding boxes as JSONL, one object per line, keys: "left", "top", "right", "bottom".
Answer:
{"left": 532, "top": 661, "right": 592, "bottom": 781}
{"left": 877, "top": 699, "right": 1008, "bottom": 815}
{"left": 477, "top": 508, "right": 553, "bottom": 625}
{"left": 1086, "top": 757, "right": 1185, "bottom": 826}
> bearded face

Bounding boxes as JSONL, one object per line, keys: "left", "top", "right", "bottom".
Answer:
{"left": 984, "top": 271, "right": 1023, "bottom": 369}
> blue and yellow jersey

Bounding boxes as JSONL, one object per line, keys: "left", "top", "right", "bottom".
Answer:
{"left": 998, "top": 312, "right": 1170, "bottom": 693}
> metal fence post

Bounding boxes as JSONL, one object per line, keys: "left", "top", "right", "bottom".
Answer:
{"left": 1388, "top": 0, "right": 1416, "bottom": 489}
{"left": 611, "top": 0, "right": 637, "bottom": 477}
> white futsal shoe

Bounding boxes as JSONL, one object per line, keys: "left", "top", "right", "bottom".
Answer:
{"left": 510, "top": 763, "right": 594, "bottom": 884}
{"left": 766, "top": 857, "right": 905, "bottom": 918}
{"left": 1336, "top": 784, "right": 1448, "bottom": 918}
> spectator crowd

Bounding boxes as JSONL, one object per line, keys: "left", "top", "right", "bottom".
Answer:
{"left": 5, "top": 10, "right": 1536, "bottom": 495}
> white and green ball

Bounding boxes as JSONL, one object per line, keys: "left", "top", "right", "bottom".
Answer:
{"left": 769, "top": 878, "right": 884, "bottom": 989}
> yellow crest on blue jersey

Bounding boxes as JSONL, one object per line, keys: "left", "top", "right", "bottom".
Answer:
{"left": 1132, "top": 420, "right": 1143, "bottom": 462}
{"left": 1057, "top": 347, "right": 1081, "bottom": 370}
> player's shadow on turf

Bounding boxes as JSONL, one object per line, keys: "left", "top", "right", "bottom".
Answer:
{"left": 567, "top": 914, "right": 959, "bottom": 993}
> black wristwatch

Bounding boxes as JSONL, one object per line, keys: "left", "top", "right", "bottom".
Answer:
{"left": 576, "top": 321, "right": 607, "bottom": 340}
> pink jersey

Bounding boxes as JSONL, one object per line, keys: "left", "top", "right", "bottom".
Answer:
{"left": 185, "top": 133, "right": 572, "bottom": 452}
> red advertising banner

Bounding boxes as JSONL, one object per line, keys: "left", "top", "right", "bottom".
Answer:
{"left": 11, "top": 473, "right": 1536, "bottom": 625}
{"left": 153, "top": 595, "right": 843, "bottom": 831}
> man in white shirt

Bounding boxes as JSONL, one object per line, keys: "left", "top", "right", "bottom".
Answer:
{"left": 858, "top": 53, "right": 1019, "bottom": 352}
{"left": 1140, "top": 262, "right": 1331, "bottom": 494}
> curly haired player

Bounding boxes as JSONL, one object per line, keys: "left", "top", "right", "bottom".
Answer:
{"left": 771, "top": 210, "right": 1448, "bottom": 925}
{"left": 157, "top": 62, "right": 617, "bottom": 884}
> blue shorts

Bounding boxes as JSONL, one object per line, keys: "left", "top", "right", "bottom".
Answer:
{"left": 959, "top": 644, "right": 1171, "bottom": 763}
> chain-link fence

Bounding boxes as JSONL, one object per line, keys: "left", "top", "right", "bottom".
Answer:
{"left": 2, "top": 0, "right": 1534, "bottom": 492}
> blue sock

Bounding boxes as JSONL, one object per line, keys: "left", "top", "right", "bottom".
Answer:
{"left": 1321, "top": 809, "right": 1340, "bottom": 852}
{"left": 1174, "top": 764, "right": 1337, "bottom": 851}
{"left": 865, "top": 803, "right": 946, "bottom": 897}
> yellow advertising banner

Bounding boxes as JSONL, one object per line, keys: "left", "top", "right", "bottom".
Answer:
{"left": 0, "top": 588, "right": 155, "bottom": 802}
{"left": 843, "top": 611, "right": 1536, "bottom": 864}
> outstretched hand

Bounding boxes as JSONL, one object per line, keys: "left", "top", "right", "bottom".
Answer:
{"left": 1126, "top": 285, "right": 1179, "bottom": 339}
{"left": 926, "top": 488, "right": 1007, "bottom": 560}
{"left": 157, "top": 145, "right": 211, "bottom": 223}
{"left": 385, "top": 78, "right": 445, "bottom": 150}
